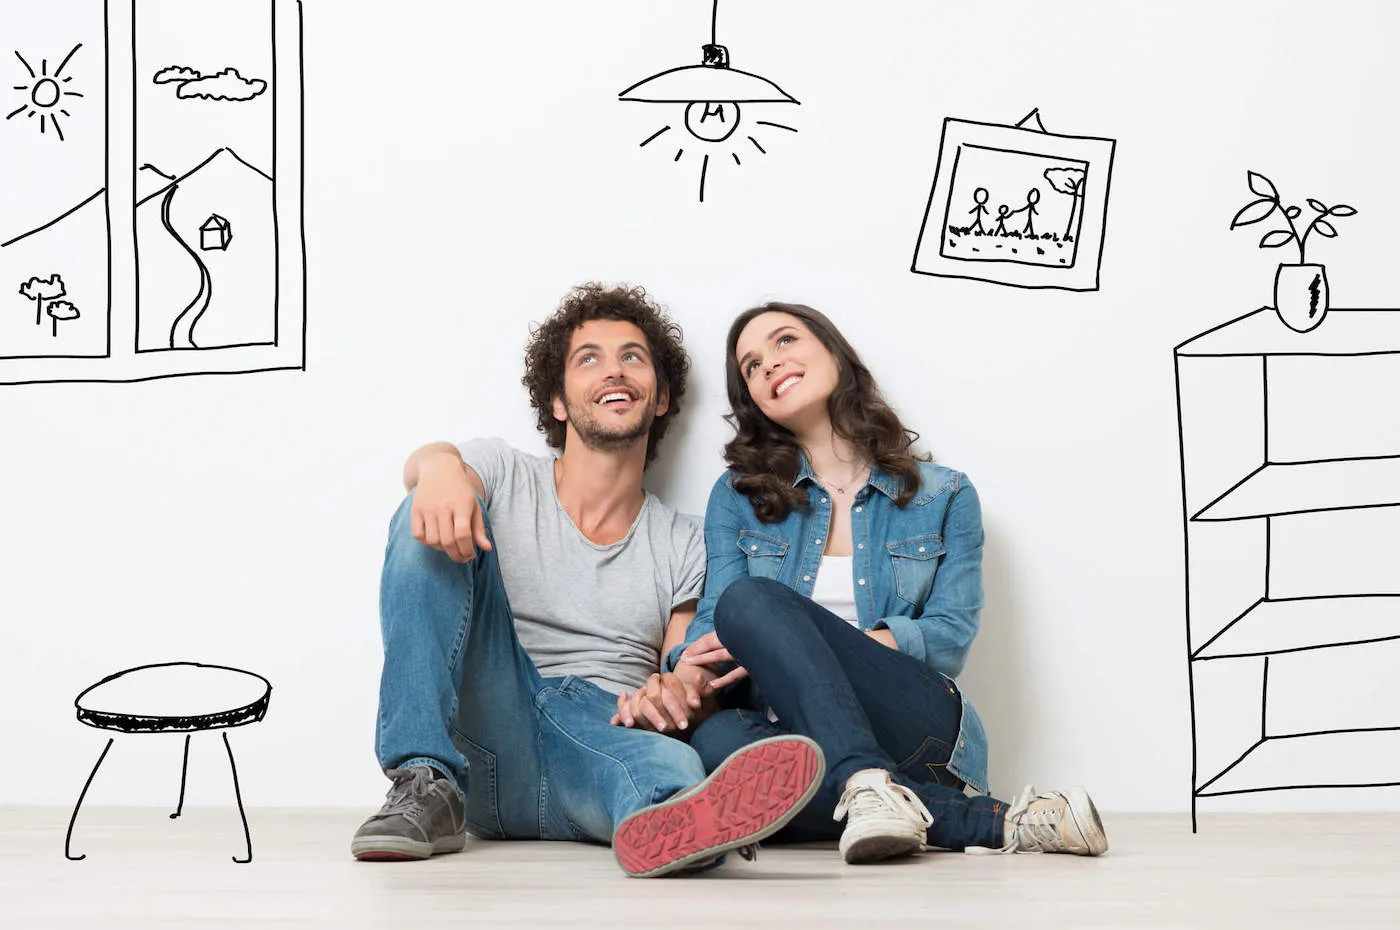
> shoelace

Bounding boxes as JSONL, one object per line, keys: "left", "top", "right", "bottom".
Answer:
{"left": 833, "top": 779, "right": 935, "bottom": 833}
{"left": 997, "top": 784, "right": 1063, "bottom": 853}
{"left": 377, "top": 767, "right": 439, "bottom": 820}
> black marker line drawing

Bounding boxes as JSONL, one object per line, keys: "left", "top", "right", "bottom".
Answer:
{"left": 6, "top": 43, "right": 85, "bottom": 140}
{"left": 1229, "top": 170, "right": 1357, "bottom": 334}
{"left": 66, "top": 661, "right": 272, "bottom": 863}
{"left": 0, "top": 0, "right": 304, "bottom": 385}
{"left": 911, "top": 109, "right": 1116, "bottom": 291}
{"left": 153, "top": 64, "right": 267, "bottom": 101}
{"left": 619, "top": 0, "right": 798, "bottom": 203}
{"left": 135, "top": 2, "right": 281, "bottom": 354}
{"left": 1, "top": 0, "right": 108, "bottom": 366}
{"left": 1176, "top": 304, "right": 1400, "bottom": 832}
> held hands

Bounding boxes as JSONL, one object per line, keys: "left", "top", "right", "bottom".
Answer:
{"left": 411, "top": 453, "right": 491, "bottom": 563}
{"left": 678, "top": 631, "right": 750, "bottom": 689}
{"left": 610, "top": 670, "right": 708, "bottom": 734}
{"left": 609, "top": 631, "right": 751, "bottom": 733}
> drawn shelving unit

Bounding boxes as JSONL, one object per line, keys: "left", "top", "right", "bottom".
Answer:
{"left": 1176, "top": 307, "right": 1400, "bottom": 830}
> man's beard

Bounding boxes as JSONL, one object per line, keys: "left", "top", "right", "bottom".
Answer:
{"left": 563, "top": 395, "right": 655, "bottom": 454}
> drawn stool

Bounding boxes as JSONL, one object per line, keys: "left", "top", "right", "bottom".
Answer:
{"left": 66, "top": 662, "right": 272, "bottom": 863}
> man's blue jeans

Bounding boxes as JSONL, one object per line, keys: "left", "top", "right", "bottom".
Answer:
{"left": 374, "top": 494, "right": 706, "bottom": 843}
{"left": 689, "top": 577, "right": 1006, "bottom": 850}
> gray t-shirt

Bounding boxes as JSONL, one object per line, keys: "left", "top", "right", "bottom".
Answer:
{"left": 457, "top": 438, "right": 705, "bottom": 694}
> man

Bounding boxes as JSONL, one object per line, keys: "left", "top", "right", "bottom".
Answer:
{"left": 352, "top": 283, "right": 824, "bottom": 877}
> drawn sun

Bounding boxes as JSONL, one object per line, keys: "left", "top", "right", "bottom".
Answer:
{"left": 7, "top": 45, "right": 85, "bottom": 141}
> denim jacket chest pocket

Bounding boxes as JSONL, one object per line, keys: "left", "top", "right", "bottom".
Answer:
{"left": 737, "top": 531, "right": 789, "bottom": 581}
{"left": 886, "top": 534, "right": 945, "bottom": 607}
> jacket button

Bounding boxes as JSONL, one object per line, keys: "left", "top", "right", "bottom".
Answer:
{"left": 814, "top": 538, "right": 821, "bottom": 545}
{"left": 858, "top": 578, "right": 866, "bottom": 585}
{"left": 856, "top": 506, "right": 863, "bottom": 513}
{"left": 857, "top": 543, "right": 864, "bottom": 549}
{"left": 750, "top": 545, "right": 757, "bottom": 551}
{"left": 918, "top": 546, "right": 926, "bottom": 553}
{"left": 820, "top": 498, "right": 827, "bottom": 504}
{"left": 803, "top": 575, "right": 811, "bottom": 582}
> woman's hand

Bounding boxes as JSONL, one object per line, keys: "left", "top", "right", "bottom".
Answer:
{"left": 679, "top": 631, "right": 750, "bottom": 690}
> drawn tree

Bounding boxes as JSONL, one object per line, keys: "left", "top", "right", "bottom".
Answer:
{"left": 1044, "top": 168, "right": 1087, "bottom": 241}
{"left": 19, "top": 274, "right": 67, "bottom": 326}
{"left": 46, "top": 300, "right": 80, "bottom": 337}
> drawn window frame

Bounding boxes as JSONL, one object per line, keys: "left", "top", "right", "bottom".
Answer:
{"left": 0, "top": 0, "right": 303, "bottom": 386}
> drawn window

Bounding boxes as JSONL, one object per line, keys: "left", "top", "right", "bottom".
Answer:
{"left": 0, "top": 0, "right": 304, "bottom": 385}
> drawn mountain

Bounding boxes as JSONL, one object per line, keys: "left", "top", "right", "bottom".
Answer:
{"left": 134, "top": 148, "right": 277, "bottom": 351}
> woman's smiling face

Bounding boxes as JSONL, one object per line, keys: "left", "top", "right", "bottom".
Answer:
{"left": 734, "top": 311, "right": 840, "bottom": 432}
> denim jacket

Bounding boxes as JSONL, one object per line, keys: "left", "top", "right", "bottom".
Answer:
{"left": 665, "top": 457, "right": 989, "bottom": 794}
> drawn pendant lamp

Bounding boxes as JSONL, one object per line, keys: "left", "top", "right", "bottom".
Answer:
{"left": 619, "top": 0, "right": 798, "bottom": 202}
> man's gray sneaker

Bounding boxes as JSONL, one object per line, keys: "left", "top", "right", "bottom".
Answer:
{"left": 351, "top": 766, "right": 467, "bottom": 861}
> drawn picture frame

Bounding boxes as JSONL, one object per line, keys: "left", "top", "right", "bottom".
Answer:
{"left": 911, "top": 114, "right": 1115, "bottom": 291}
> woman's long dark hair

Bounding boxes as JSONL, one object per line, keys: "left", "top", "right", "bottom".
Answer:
{"left": 723, "top": 302, "right": 929, "bottom": 523}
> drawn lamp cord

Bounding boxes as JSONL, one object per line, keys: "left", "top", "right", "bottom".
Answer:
{"left": 619, "top": 0, "right": 798, "bottom": 201}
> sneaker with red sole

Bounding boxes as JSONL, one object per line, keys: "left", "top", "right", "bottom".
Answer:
{"left": 612, "top": 734, "right": 825, "bottom": 878}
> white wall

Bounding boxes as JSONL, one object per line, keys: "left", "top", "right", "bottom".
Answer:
{"left": 3, "top": 0, "right": 1399, "bottom": 813}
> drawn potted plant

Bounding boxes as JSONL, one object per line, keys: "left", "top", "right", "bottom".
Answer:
{"left": 46, "top": 299, "right": 79, "bottom": 337}
{"left": 1229, "top": 170, "right": 1356, "bottom": 333}
{"left": 18, "top": 273, "right": 67, "bottom": 327}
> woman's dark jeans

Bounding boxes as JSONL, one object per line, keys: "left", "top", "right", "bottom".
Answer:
{"left": 689, "top": 577, "right": 1006, "bottom": 850}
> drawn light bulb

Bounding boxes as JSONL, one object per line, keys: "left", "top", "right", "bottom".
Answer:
{"left": 684, "top": 100, "right": 740, "bottom": 142}
{"left": 618, "top": 3, "right": 799, "bottom": 201}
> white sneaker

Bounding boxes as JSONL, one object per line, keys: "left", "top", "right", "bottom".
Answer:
{"left": 995, "top": 785, "right": 1108, "bottom": 856}
{"left": 832, "top": 769, "right": 933, "bottom": 864}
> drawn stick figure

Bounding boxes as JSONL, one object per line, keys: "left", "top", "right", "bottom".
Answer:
{"left": 994, "top": 204, "right": 1011, "bottom": 236}
{"left": 968, "top": 187, "right": 990, "bottom": 234}
{"left": 1021, "top": 188, "right": 1041, "bottom": 237}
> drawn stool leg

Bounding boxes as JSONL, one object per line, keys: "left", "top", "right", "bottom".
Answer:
{"left": 65, "top": 737, "right": 115, "bottom": 861}
{"left": 222, "top": 731, "right": 253, "bottom": 864}
{"left": 171, "top": 733, "right": 191, "bottom": 819}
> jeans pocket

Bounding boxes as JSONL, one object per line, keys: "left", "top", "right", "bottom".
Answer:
{"left": 452, "top": 730, "right": 505, "bottom": 839}
{"left": 895, "top": 734, "right": 965, "bottom": 790}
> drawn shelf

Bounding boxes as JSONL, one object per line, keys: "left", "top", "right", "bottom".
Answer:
{"left": 1198, "top": 728, "right": 1400, "bottom": 798}
{"left": 1192, "top": 456, "right": 1400, "bottom": 521}
{"left": 1194, "top": 596, "right": 1400, "bottom": 660}
{"left": 1175, "top": 307, "right": 1400, "bottom": 830}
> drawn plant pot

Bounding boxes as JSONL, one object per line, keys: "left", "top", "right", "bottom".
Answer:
{"left": 1273, "top": 263, "right": 1329, "bottom": 333}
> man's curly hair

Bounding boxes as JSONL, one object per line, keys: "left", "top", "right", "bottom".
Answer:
{"left": 522, "top": 283, "right": 690, "bottom": 466}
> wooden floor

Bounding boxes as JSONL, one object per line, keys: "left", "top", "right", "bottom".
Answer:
{"left": 4, "top": 807, "right": 1396, "bottom": 928}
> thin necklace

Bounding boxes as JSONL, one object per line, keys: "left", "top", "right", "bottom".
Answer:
{"left": 812, "top": 460, "right": 869, "bottom": 494}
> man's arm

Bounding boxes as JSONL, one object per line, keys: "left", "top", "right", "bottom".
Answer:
{"left": 403, "top": 441, "right": 486, "bottom": 496}
{"left": 402, "top": 441, "right": 490, "bottom": 563}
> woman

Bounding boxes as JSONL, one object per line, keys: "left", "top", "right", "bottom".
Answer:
{"left": 619, "top": 301, "right": 1107, "bottom": 864}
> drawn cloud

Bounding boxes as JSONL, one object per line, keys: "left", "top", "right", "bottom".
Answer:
{"left": 152, "top": 66, "right": 268, "bottom": 102}
{"left": 153, "top": 65, "right": 203, "bottom": 84}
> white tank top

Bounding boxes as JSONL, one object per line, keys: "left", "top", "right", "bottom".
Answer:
{"left": 811, "top": 555, "right": 859, "bottom": 628}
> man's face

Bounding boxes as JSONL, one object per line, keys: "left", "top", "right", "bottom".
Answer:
{"left": 552, "top": 319, "right": 669, "bottom": 455}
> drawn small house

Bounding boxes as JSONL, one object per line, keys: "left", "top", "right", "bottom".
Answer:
{"left": 199, "top": 214, "right": 232, "bottom": 251}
